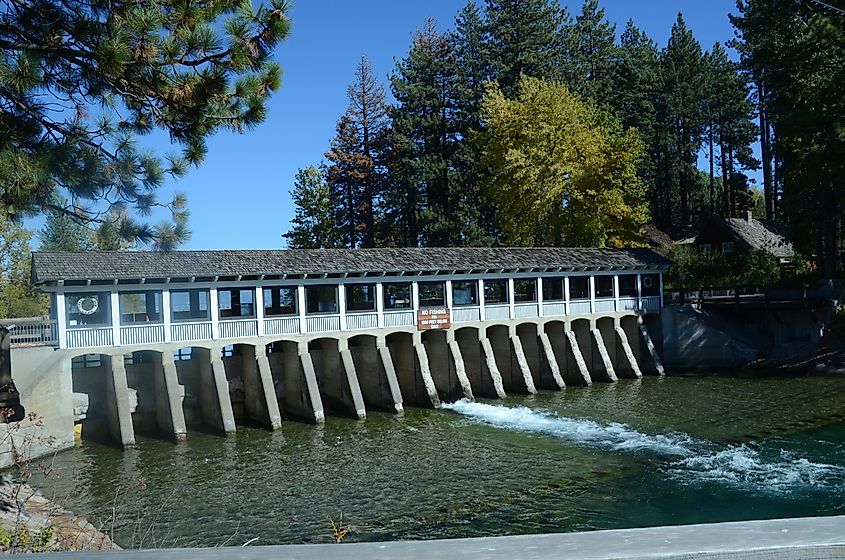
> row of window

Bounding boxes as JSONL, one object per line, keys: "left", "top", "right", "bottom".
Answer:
{"left": 64, "top": 275, "right": 661, "bottom": 329}
{"left": 699, "top": 242, "right": 735, "bottom": 254}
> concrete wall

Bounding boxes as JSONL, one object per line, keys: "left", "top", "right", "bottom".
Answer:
{"left": 661, "top": 306, "right": 757, "bottom": 370}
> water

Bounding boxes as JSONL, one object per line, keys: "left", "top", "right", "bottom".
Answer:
{"left": 30, "top": 374, "right": 845, "bottom": 548}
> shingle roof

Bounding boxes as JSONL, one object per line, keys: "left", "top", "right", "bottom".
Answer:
{"left": 31, "top": 247, "right": 671, "bottom": 284}
{"left": 720, "top": 218, "right": 794, "bottom": 258}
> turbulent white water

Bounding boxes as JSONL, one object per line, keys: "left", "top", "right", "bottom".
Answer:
{"left": 441, "top": 399, "right": 845, "bottom": 493}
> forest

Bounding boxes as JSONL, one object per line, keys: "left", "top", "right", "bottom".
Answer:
{"left": 283, "top": 0, "right": 845, "bottom": 279}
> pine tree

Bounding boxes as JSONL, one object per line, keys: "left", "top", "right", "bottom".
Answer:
{"left": 570, "top": 0, "right": 619, "bottom": 103}
{"left": 39, "top": 209, "right": 95, "bottom": 252}
{"left": 283, "top": 166, "right": 344, "bottom": 249}
{"left": 325, "top": 57, "right": 391, "bottom": 248}
{"left": 0, "top": 221, "right": 47, "bottom": 318}
{"left": 0, "top": 0, "right": 291, "bottom": 246}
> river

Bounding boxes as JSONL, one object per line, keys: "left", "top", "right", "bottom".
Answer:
{"left": 31, "top": 373, "right": 845, "bottom": 548}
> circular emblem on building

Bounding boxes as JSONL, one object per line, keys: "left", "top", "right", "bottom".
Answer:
{"left": 642, "top": 276, "right": 654, "bottom": 289}
{"left": 77, "top": 296, "right": 99, "bottom": 315}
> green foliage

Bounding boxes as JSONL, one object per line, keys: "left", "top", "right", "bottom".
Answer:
{"left": 666, "top": 245, "right": 780, "bottom": 288}
{"left": 0, "top": 0, "right": 290, "bottom": 247}
{"left": 39, "top": 210, "right": 95, "bottom": 252}
{"left": 0, "top": 219, "right": 49, "bottom": 318}
{"left": 477, "top": 75, "right": 648, "bottom": 247}
{"left": 283, "top": 166, "right": 344, "bottom": 249}
{"left": 0, "top": 525, "right": 55, "bottom": 553}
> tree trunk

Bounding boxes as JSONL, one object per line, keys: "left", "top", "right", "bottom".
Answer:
{"left": 720, "top": 131, "right": 730, "bottom": 217}
{"left": 709, "top": 124, "right": 715, "bottom": 217}
{"left": 758, "top": 82, "right": 775, "bottom": 220}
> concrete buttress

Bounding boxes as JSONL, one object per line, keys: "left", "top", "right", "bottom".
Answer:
{"left": 480, "top": 338, "right": 507, "bottom": 398}
{"left": 255, "top": 351, "right": 283, "bottom": 429}
{"left": 413, "top": 341, "right": 440, "bottom": 407}
{"left": 159, "top": 353, "right": 187, "bottom": 441}
{"left": 538, "top": 332, "right": 566, "bottom": 390}
{"left": 615, "top": 326, "right": 643, "bottom": 379}
{"left": 298, "top": 343, "right": 325, "bottom": 423}
{"left": 447, "top": 339, "right": 475, "bottom": 400}
{"left": 338, "top": 346, "right": 367, "bottom": 419}
{"left": 591, "top": 328, "right": 618, "bottom": 382}
{"left": 106, "top": 355, "right": 135, "bottom": 447}
{"left": 510, "top": 334, "right": 538, "bottom": 394}
{"left": 565, "top": 331, "right": 592, "bottom": 385}
{"left": 639, "top": 323, "right": 666, "bottom": 375}
{"left": 377, "top": 343, "right": 404, "bottom": 413}
{"left": 210, "top": 358, "right": 237, "bottom": 434}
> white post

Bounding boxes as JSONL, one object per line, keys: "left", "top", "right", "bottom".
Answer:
{"left": 478, "top": 279, "right": 485, "bottom": 321}
{"left": 537, "top": 277, "right": 544, "bottom": 318}
{"left": 589, "top": 275, "right": 596, "bottom": 314}
{"left": 563, "top": 277, "right": 571, "bottom": 316}
{"left": 56, "top": 292, "right": 67, "bottom": 349}
{"left": 209, "top": 287, "right": 219, "bottom": 340}
{"left": 412, "top": 281, "right": 419, "bottom": 312}
{"left": 445, "top": 279, "right": 453, "bottom": 322}
{"left": 298, "top": 284, "right": 307, "bottom": 334}
{"left": 636, "top": 273, "right": 643, "bottom": 311}
{"left": 162, "top": 289, "right": 172, "bottom": 343}
{"left": 338, "top": 284, "right": 347, "bottom": 331}
{"left": 255, "top": 285, "right": 265, "bottom": 337}
{"left": 508, "top": 277, "right": 515, "bottom": 319}
{"left": 110, "top": 290, "right": 121, "bottom": 347}
{"left": 613, "top": 275, "right": 620, "bottom": 312}
{"left": 659, "top": 272, "right": 664, "bottom": 309}
{"left": 376, "top": 282, "right": 385, "bottom": 328}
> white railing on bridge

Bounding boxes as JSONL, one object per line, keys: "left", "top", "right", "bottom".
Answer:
{"left": 618, "top": 297, "right": 639, "bottom": 311}
{"left": 641, "top": 296, "right": 661, "bottom": 311}
{"left": 383, "top": 310, "right": 415, "bottom": 327}
{"left": 264, "top": 317, "right": 300, "bottom": 336}
{"left": 220, "top": 319, "right": 259, "bottom": 339}
{"left": 515, "top": 303, "right": 539, "bottom": 318}
{"left": 120, "top": 324, "right": 165, "bottom": 346}
{"left": 67, "top": 327, "right": 114, "bottom": 349}
{"left": 594, "top": 299, "right": 616, "bottom": 313}
{"left": 347, "top": 312, "right": 378, "bottom": 330}
{"left": 453, "top": 307, "right": 481, "bottom": 323}
{"left": 569, "top": 300, "right": 592, "bottom": 315}
{"left": 542, "top": 302, "right": 566, "bottom": 316}
{"left": 484, "top": 304, "right": 510, "bottom": 320}
{"left": 305, "top": 315, "right": 341, "bottom": 333}
{"left": 171, "top": 321, "right": 213, "bottom": 343}
{"left": 0, "top": 318, "right": 58, "bottom": 346}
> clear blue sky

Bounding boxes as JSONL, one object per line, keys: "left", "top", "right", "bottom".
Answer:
{"left": 153, "top": 0, "right": 743, "bottom": 250}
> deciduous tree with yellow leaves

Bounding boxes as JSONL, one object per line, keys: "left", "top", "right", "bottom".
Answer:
{"left": 476, "top": 74, "right": 648, "bottom": 247}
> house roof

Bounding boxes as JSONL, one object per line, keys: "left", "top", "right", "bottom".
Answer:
{"left": 718, "top": 218, "right": 794, "bottom": 258}
{"left": 31, "top": 247, "right": 671, "bottom": 285}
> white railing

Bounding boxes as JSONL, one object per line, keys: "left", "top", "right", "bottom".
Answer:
{"left": 305, "top": 315, "right": 341, "bottom": 333}
{"left": 594, "top": 299, "right": 617, "bottom": 313}
{"left": 618, "top": 296, "right": 639, "bottom": 311}
{"left": 453, "top": 307, "right": 481, "bottom": 323}
{"left": 264, "top": 316, "right": 301, "bottom": 336}
{"left": 67, "top": 327, "right": 114, "bottom": 349}
{"left": 347, "top": 312, "right": 378, "bottom": 330}
{"left": 171, "top": 321, "right": 213, "bottom": 343}
{"left": 220, "top": 319, "right": 259, "bottom": 339}
{"left": 384, "top": 310, "right": 415, "bottom": 327}
{"left": 641, "top": 296, "right": 661, "bottom": 311}
{"left": 569, "top": 300, "right": 592, "bottom": 315}
{"left": 1, "top": 319, "right": 58, "bottom": 347}
{"left": 484, "top": 304, "right": 510, "bottom": 320}
{"left": 542, "top": 302, "right": 566, "bottom": 317}
{"left": 514, "top": 303, "right": 539, "bottom": 318}
{"left": 120, "top": 324, "right": 165, "bottom": 345}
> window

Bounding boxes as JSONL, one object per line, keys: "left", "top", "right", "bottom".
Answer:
{"left": 119, "top": 291, "right": 162, "bottom": 325}
{"left": 619, "top": 275, "right": 638, "bottom": 297}
{"left": 170, "top": 289, "right": 210, "bottom": 321}
{"left": 595, "top": 276, "right": 614, "bottom": 298}
{"left": 218, "top": 288, "right": 255, "bottom": 318}
{"left": 452, "top": 281, "right": 478, "bottom": 306}
{"left": 484, "top": 279, "right": 508, "bottom": 304}
{"left": 72, "top": 354, "right": 102, "bottom": 368}
{"left": 346, "top": 284, "right": 376, "bottom": 312}
{"left": 569, "top": 277, "right": 590, "bottom": 300}
{"left": 306, "top": 285, "right": 338, "bottom": 314}
{"left": 173, "top": 348, "right": 193, "bottom": 361}
{"left": 384, "top": 283, "right": 411, "bottom": 310}
{"left": 699, "top": 243, "right": 711, "bottom": 254}
{"left": 66, "top": 292, "right": 111, "bottom": 328}
{"left": 418, "top": 282, "right": 445, "bottom": 308}
{"left": 124, "top": 351, "right": 150, "bottom": 366}
{"left": 221, "top": 345, "right": 234, "bottom": 358}
{"left": 264, "top": 286, "right": 297, "bottom": 316}
{"left": 514, "top": 279, "right": 537, "bottom": 302}
{"left": 641, "top": 274, "right": 660, "bottom": 297}
{"left": 543, "top": 277, "right": 564, "bottom": 301}
{"left": 722, "top": 242, "right": 735, "bottom": 254}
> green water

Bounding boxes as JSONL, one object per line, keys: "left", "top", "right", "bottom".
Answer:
{"left": 31, "top": 374, "right": 845, "bottom": 548}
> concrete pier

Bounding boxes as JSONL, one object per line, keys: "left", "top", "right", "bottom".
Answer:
{"left": 106, "top": 355, "right": 135, "bottom": 447}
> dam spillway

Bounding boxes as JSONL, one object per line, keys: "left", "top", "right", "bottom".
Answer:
{"left": 9, "top": 247, "right": 668, "bottom": 455}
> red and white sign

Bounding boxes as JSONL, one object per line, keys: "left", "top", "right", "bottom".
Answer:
{"left": 417, "top": 308, "right": 451, "bottom": 331}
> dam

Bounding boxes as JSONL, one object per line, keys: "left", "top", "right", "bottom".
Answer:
{"left": 7, "top": 247, "right": 668, "bottom": 461}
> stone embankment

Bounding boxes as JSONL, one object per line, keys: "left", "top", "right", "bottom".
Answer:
{"left": 0, "top": 477, "right": 118, "bottom": 553}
